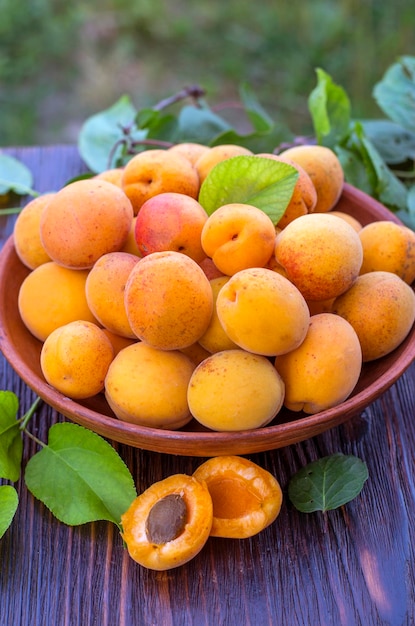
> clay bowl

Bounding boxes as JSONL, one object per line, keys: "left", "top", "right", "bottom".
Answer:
{"left": 0, "top": 183, "right": 414, "bottom": 457}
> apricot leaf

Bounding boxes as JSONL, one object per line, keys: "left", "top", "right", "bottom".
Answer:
{"left": 288, "top": 453, "right": 369, "bottom": 513}
{"left": 0, "top": 486, "right": 18, "bottom": 539}
{"left": 177, "top": 104, "right": 232, "bottom": 144}
{"left": 198, "top": 155, "right": 298, "bottom": 224}
{"left": 24, "top": 423, "right": 137, "bottom": 527}
{"left": 0, "top": 391, "right": 22, "bottom": 482}
{"left": 373, "top": 56, "right": 415, "bottom": 133}
{"left": 308, "top": 67, "right": 351, "bottom": 148}
{"left": 0, "top": 153, "right": 34, "bottom": 196}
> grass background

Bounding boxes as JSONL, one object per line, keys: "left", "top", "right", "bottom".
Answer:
{"left": 1, "top": 0, "right": 414, "bottom": 146}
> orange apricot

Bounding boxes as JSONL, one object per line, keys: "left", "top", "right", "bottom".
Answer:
{"left": 13, "top": 194, "right": 54, "bottom": 269}
{"left": 167, "top": 142, "right": 210, "bottom": 165}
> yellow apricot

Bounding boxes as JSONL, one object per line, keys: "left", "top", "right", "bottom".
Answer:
{"left": 18, "top": 261, "right": 97, "bottom": 342}
{"left": 358, "top": 220, "right": 415, "bottom": 284}
{"left": 124, "top": 250, "right": 213, "bottom": 350}
{"left": 274, "top": 313, "right": 362, "bottom": 414}
{"left": 85, "top": 251, "right": 140, "bottom": 338}
{"left": 195, "top": 144, "right": 253, "bottom": 184}
{"left": 119, "top": 216, "right": 142, "bottom": 257}
{"left": 13, "top": 194, "right": 54, "bottom": 269}
{"left": 198, "top": 276, "right": 239, "bottom": 353}
{"left": 40, "top": 321, "right": 114, "bottom": 399}
{"left": 40, "top": 179, "right": 134, "bottom": 269}
{"left": 329, "top": 210, "right": 363, "bottom": 232}
{"left": 105, "top": 342, "right": 196, "bottom": 428}
{"left": 332, "top": 271, "right": 415, "bottom": 361}
{"left": 179, "top": 342, "right": 212, "bottom": 365}
{"left": 187, "top": 349, "right": 285, "bottom": 431}
{"left": 280, "top": 144, "right": 344, "bottom": 212}
{"left": 94, "top": 167, "right": 124, "bottom": 187}
{"left": 193, "top": 456, "right": 283, "bottom": 538}
{"left": 167, "top": 142, "right": 210, "bottom": 165}
{"left": 101, "top": 329, "right": 138, "bottom": 356}
{"left": 216, "top": 267, "right": 310, "bottom": 356}
{"left": 121, "top": 473, "right": 213, "bottom": 571}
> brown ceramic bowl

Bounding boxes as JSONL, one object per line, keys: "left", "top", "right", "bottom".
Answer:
{"left": 0, "top": 183, "right": 414, "bottom": 456}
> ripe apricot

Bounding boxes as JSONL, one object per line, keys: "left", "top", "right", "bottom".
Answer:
{"left": 193, "top": 456, "right": 283, "bottom": 538}
{"left": 102, "top": 329, "right": 138, "bottom": 356}
{"left": 94, "top": 167, "right": 124, "bottom": 187}
{"left": 18, "top": 261, "right": 97, "bottom": 342}
{"left": 194, "top": 144, "right": 253, "bottom": 185}
{"left": 329, "top": 210, "right": 362, "bottom": 232}
{"left": 198, "top": 276, "right": 239, "bottom": 353}
{"left": 216, "top": 267, "right": 310, "bottom": 356}
{"left": 119, "top": 216, "right": 142, "bottom": 257}
{"left": 187, "top": 349, "right": 285, "bottom": 431}
{"left": 13, "top": 194, "right": 54, "bottom": 269}
{"left": 40, "top": 320, "right": 114, "bottom": 399}
{"left": 274, "top": 313, "right": 362, "bottom": 414}
{"left": 167, "top": 142, "right": 210, "bottom": 165}
{"left": 358, "top": 220, "right": 415, "bottom": 284}
{"left": 332, "top": 271, "right": 415, "bottom": 361}
{"left": 280, "top": 144, "right": 344, "bottom": 212}
{"left": 121, "top": 149, "right": 200, "bottom": 214}
{"left": 200, "top": 203, "right": 277, "bottom": 276}
{"left": 40, "top": 179, "right": 134, "bottom": 269}
{"left": 124, "top": 250, "right": 213, "bottom": 350}
{"left": 85, "top": 251, "right": 140, "bottom": 338}
{"left": 105, "top": 342, "right": 196, "bottom": 428}
{"left": 121, "top": 473, "right": 213, "bottom": 571}
{"left": 274, "top": 212, "right": 363, "bottom": 301}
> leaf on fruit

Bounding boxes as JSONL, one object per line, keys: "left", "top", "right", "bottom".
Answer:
{"left": 0, "top": 391, "right": 23, "bottom": 482}
{"left": 0, "top": 485, "right": 18, "bottom": 539}
{"left": 198, "top": 155, "right": 298, "bottom": 224}
{"left": 308, "top": 68, "right": 351, "bottom": 148}
{"left": 0, "top": 153, "right": 34, "bottom": 196}
{"left": 288, "top": 453, "right": 369, "bottom": 513}
{"left": 373, "top": 56, "right": 415, "bottom": 133}
{"left": 24, "top": 423, "right": 137, "bottom": 527}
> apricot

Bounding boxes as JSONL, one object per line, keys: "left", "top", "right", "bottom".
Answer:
{"left": 102, "top": 329, "right": 138, "bottom": 356}
{"left": 121, "top": 473, "right": 213, "bottom": 571}
{"left": 187, "top": 349, "right": 285, "bottom": 431}
{"left": 40, "top": 179, "right": 134, "bottom": 269}
{"left": 195, "top": 144, "right": 253, "bottom": 185}
{"left": 200, "top": 203, "right": 276, "bottom": 275}
{"left": 280, "top": 144, "right": 344, "bottom": 212}
{"left": 275, "top": 313, "right": 363, "bottom": 414}
{"left": 198, "top": 276, "right": 239, "bottom": 353}
{"left": 94, "top": 167, "right": 124, "bottom": 187}
{"left": 358, "top": 220, "right": 415, "bottom": 284}
{"left": 329, "top": 210, "right": 362, "bottom": 232}
{"left": 13, "top": 194, "right": 54, "bottom": 269}
{"left": 198, "top": 256, "right": 225, "bottom": 280}
{"left": 121, "top": 149, "right": 200, "bottom": 214}
{"left": 274, "top": 212, "right": 363, "bottom": 301}
{"left": 119, "top": 216, "right": 142, "bottom": 257}
{"left": 332, "top": 271, "right": 415, "bottom": 361}
{"left": 216, "top": 268, "right": 310, "bottom": 356}
{"left": 85, "top": 252, "right": 140, "bottom": 338}
{"left": 124, "top": 250, "right": 213, "bottom": 350}
{"left": 40, "top": 320, "right": 114, "bottom": 399}
{"left": 167, "top": 142, "right": 210, "bottom": 165}
{"left": 18, "top": 261, "right": 97, "bottom": 341}
{"left": 193, "top": 456, "right": 283, "bottom": 538}
{"left": 105, "top": 342, "right": 196, "bottom": 428}
{"left": 134, "top": 192, "right": 208, "bottom": 262}
{"left": 179, "top": 342, "right": 211, "bottom": 366}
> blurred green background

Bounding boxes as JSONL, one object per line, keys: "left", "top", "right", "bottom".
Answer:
{"left": 1, "top": 0, "right": 413, "bottom": 146}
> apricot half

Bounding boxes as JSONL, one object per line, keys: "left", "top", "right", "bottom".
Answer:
{"left": 121, "top": 473, "right": 213, "bottom": 571}
{"left": 193, "top": 456, "right": 283, "bottom": 538}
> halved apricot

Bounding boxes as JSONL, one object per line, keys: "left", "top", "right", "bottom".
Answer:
{"left": 121, "top": 474, "right": 213, "bottom": 570}
{"left": 193, "top": 456, "right": 283, "bottom": 538}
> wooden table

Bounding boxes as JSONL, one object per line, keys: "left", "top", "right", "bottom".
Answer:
{"left": 1, "top": 145, "right": 414, "bottom": 626}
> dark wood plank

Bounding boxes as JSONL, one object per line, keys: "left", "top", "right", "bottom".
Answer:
{"left": 0, "top": 145, "right": 414, "bottom": 626}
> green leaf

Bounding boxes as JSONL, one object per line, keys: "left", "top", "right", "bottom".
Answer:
{"left": 24, "top": 423, "right": 137, "bottom": 527}
{"left": 177, "top": 104, "right": 232, "bottom": 144}
{"left": 198, "top": 155, "right": 298, "bottom": 224}
{"left": 136, "top": 108, "right": 179, "bottom": 142}
{"left": 78, "top": 95, "right": 145, "bottom": 173}
{"left": 360, "top": 119, "right": 415, "bottom": 164}
{"left": 239, "top": 82, "right": 275, "bottom": 133}
{"left": 373, "top": 56, "right": 415, "bottom": 133}
{"left": 0, "top": 391, "right": 22, "bottom": 482}
{"left": 0, "top": 485, "right": 19, "bottom": 539}
{"left": 288, "top": 453, "right": 369, "bottom": 513}
{"left": 308, "top": 68, "right": 351, "bottom": 148}
{"left": 0, "top": 153, "right": 35, "bottom": 196}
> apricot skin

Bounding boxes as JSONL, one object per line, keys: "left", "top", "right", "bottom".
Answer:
{"left": 198, "top": 276, "right": 239, "bottom": 353}
{"left": 13, "top": 194, "right": 54, "bottom": 269}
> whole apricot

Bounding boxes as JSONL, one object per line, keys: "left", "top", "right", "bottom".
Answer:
{"left": 167, "top": 142, "right": 210, "bottom": 165}
{"left": 94, "top": 167, "right": 124, "bottom": 187}
{"left": 121, "top": 149, "right": 200, "bottom": 214}
{"left": 102, "top": 329, "right": 138, "bottom": 356}
{"left": 329, "top": 210, "right": 362, "bottom": 232}
{"left": 105, "top": 342, "right": 196, "bottom": 428}
{"left": 200, "top": 203, "right": 276, "bottom": 276}
{"left": 275, "top": 313, "right": 362, "bottom": 413}
{"left": 198, "top": 276, "right": 239, "bottom": 353}
{"left": 119, "top": 216, "right": 142, "bottom": 257}
{"left": 332, "top": 271, "right": 415, "bottom": 361}
{"left": 280, "top": 144, "right": 344, "bottom": 212}
{"left": 216, "top": 267, "right": 310, "bottom": 356}
{"left": 187, "top": 349, "right": 285, "bottom": 431}
{"left": 13, "top": 194, "right": 54, "bottom": 269}
{"left": 40, "top": 179, "right": 134, "bottom": 269}
{"left": 195, "top": 144, "right": 253, "bottom": 185}
{"left": 124, "top": 250, "right": 213, "bottom": 350}
{"left": 274, "top": 212, "right": 363, "bottom": 301}
{"left": 193, "top": 456, "right": 283, "bottom": 538}
{"left": 121, "top": 473, "right": 213, "bottom": 571}
{"left": 18, "top": 261, "right": 97, "bottom": 341}
{"left": 40, "top": 320, "right": 114, "bottom": 399}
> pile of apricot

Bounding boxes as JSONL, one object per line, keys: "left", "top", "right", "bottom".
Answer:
{"left": 13, "top": 142, "right": 415, "bottom": 431}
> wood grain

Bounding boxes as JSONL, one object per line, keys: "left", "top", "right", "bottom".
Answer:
{"left": 0, "top": 146, "right": 414, "bottom": 626}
